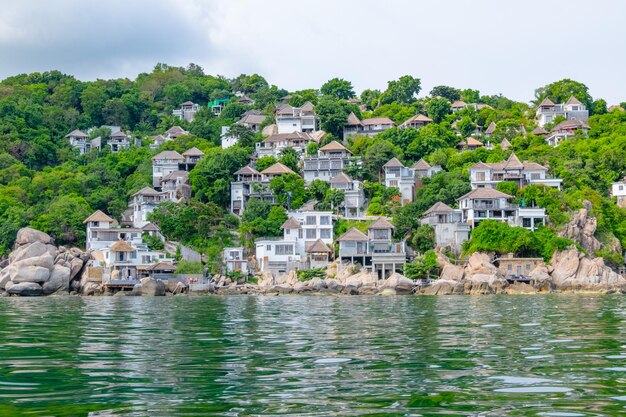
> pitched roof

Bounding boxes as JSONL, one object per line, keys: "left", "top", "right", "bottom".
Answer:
{"left": 469, "top": 161, "right": 492, "bottom": 170}
{"left": 133, "top": 187, "right": 161, "bottom": 197}
{"left": 234, "top": 166, "right": 260, "bottom": 176}
{"left": 451, "top": 100, "right": 467, "bottom": 108}
{"left": 84, "top": 210, "right": 115, "bottom": 224}
{"left": 423, "top": 202, "right": 454, "bottom": 216}
{"left": 166, "top": 126, "right": 187, "bottom": 135}
{"left": 538, "top": 98, "right": 555, "bottom": 107}
{"left": 412, "top": 158, "right": 431, "bottom": 170}
{"left": 162, "top": 170, "right": 188, "bottom": 182}
{"left": 152, "top": 134, "right": 167, "bottom": 142}
{"left": 306, "top": 239, "right": 332, "bottom": 253}
{"left": 361, "top": 117, "right": 395, "bottom": 126}
{"left": 148, "top": 262, "right": 176, "bottom": 271}
{"left": 383, "top": 157, "right": 404, "bottom": 168}
{"left": 66, "top": 129, "right": 87, "bottom": 138}
{"left": 565, "top": 96, "right": 582, "bottom": 105}
{"left": 152, "top": 150, "right": 184, "bottom": 161}
{"left": 142, "top": 223, "right": 160, "bottom": 231}
{"left": 300, "top": 101, "right": 315, "bottom": 112}
{"left": 485, "top": 121, "right": 497, "bottom": 135}
{"left": 346, "top": 112, "right": 362, "bottom": 126}
{"left": 262, "top": 132, "right": 312, "bottom": 143}
{"left": 319, "top": 141, "right": 348, "bottom": 152}
{"left": 238, "top": 113, "right": 267, "bottom": 125}
{"left": 500, "top": 138, "right": 512, "bottom": 150}
{"left": 459, "top": 188, "right": 512, "bottom": 200}
{"left": 337, "top": 227, "right": 369, "bottom": 242}
{"left": 260, "top": 162, "right": 295, "bottom": 176}
{"left": 330, "top": 172, "right": 353, "bottom": 184}
{"left": 280, "top": 217, "right": 301, "bottom": 229}
{"left": 110, "top": 131, "right": 127, "bottom": 138}
{"left": 402, "top": 114, "right": 433, "bottom": 126}
{"left": 182, "top": 147, "right": 204, "bottom": 157}
{"left": 109, "top": 240, "right": 135, "bottom": 252}
{"left": 466, "top": 137, "right": 483, "bottom": 146}
{"left": 523, "top": 162, "right": 547, "bottom": 171}
{"left": 368, "top": 217, "right": 394, "bottom": 230}
{"left": 531, "top": 126, "right": 548, "bottom": 135}
{"left": 276, "top": 104, "right": 294, "bottom": 115}
{"left": 504, "top": 153, "right": 524, "bottom": 170}
{"left": 551, "top": 119, "right": 590, "bottom": 132}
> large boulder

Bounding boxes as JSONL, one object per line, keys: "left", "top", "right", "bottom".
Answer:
{"left": 15, "top": 228, "right": 54, "bottom": 246}
{"left": 10, "top": 265, "right": 51, "bottom": 283}
{"left": 550, "top": 248, "right": 581, "bottom": 282}
{"left": 0, "top": 268, "right": 10, "bottom": 290}
{"left": 382, "top": 273, "right": 414, "bottom": 294}
{"left": 10, "top": 253, "right": 55, "bottom": 272}
{"left": 465, "top": 252, "right": 498, "bottom": 276}
{"left": 558, "top": 201, "right": 605, "bottom": 254}
{"left": 507, "top": 282, "right": 537, "bottom": 294}
{"left": 421, "top": 279, "right": 463, "bottom": 295}
{"left": 440, "top": 263, "right": 465, "bottom": 281}
{"left": 43, "top": 265, "right": 70, "bottom": 295}
{"left": 7, "top": 282, "right": 43, "bottom": 296}
{"left": 139, "top": 277, "right": 166, "bottom": 296}
{"left": 9, "top": 242, "right": 57, "bottom": 264}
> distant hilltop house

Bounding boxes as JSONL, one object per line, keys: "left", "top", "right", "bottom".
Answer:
{"left": 400, "top": 114, "right": 433, "bottom": 130}
{"left": 337, "top": 217, "right": 407, "bottom": 280}
{"left": 254, "top": 210, "right": 334, "bottom": 276}
{"left": 150, "top": 126, "right": 189, "bottom": 150}
{"left": 66, "top": 129, "right": 90, "bottom": 154}
{"left": 450, "top": 101, "right": 494, "bottom": 113}
{"left": 383, "top": 157, "right": 442, "bottom": 206}
{"left": 458, "top": 188, "right": 546, "bottom": 231}
{"left": 468, "top": 153, "right": 562, "bottom": 190}
{"left": 302, "top": 140, "right": 360, "bottom": 184}
{"left": 108, "top": 130, "right": 131, "bottom": 152}
{"left": 275, "top": 102, "right": 318, "bottom": 134}
{"left": 329, "top": 172, "right": 366, "bottom": 217}
{"left": 535, "top": 96, "right": 589, "bottom": 128}
{"left": 544, "top": 119, "right": 590, "bottom": 147}
{"left": 67, "top": 127, "right": 131, "bottom": 154}
{"left": 230, "top": 162, "right": 295, "bottom": 216}
{"left": 172, "top": 101, "right": 200, "bottom": 122}
{"left": 151, "top": 147, "right": 203, "bottom": 189}
{"left": 343, "top": 112, "right": 395, "bottom": 140}
{"left": 457, "top": 137, "right": 484, "bottom": 151}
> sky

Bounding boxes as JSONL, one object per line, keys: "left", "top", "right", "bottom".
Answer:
{"left": 0, "top": 0, "right": 624, "bottom": 104}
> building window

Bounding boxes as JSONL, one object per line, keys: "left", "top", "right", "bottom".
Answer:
{"left": 620, "top": 185, "right": 624, "bottom": 191}
{"left": 320, "top": 216, "right": 330, "bottom": 225}
{"left": 531, "top": 173, "right": 541, "bottom": 180}
{"left": 275, "top": 244, "right": 293, "bottom": 255}
{"left": 320, "top": 229, "right": 331, "bottom": 239}
{"left": 306, "top": 216, "right": 316, "bottom": 225}
{"left": 476, "top": 172, "right": 485, "bottom": 181}
{"left": 306, "top": 229, "right": 316, "bottom": 239}
{"left": 130, "top": 252, "right": 136, "bottom": 259}
{"left": 267, "top": 245, "right": 272, "bottom": 251}
{"left": 507, "top": 264, "right": 512, "bottom": 271}
{"left": 523, "top": 218, "right": 532, "bottom": 228}
{"left": 526, "top": 263, "right": 531, "bottom": 270}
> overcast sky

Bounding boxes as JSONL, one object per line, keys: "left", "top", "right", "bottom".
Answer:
{"left": 0, "top": 0, "right": 623, "bottom": 104}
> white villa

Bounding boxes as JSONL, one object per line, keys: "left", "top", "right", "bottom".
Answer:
{"left": 330, "top": 172, "right": 366, "bottom": 218}
{"left": 221, "top": 110, "right": 267, "bottom": 148}
{"left": 343, "top": 112, "right": 395, "bottom": 140}
{"left": 420, "top": 202, "right": 470, "bottom": 253}
{"left": 458, "top": 188, "right": 546, "bottom": 231}
{"left": 611, "top": 177, "right": 626, "bottom": 208}
{"left": 173, "top": 101, "right": 200, "bottom": 122}
{"left": 223, "top": 247, "right": 248, "bottom": 275}
{"left": 128, "top": 187, "right": 165, "bottom": 228}
{"left": 255, "top": 132, "right": 316, "bottom": 158}
{"left": 66, "top": 129, "right": 90, "bottom": 154}
{"left": 230, "top": 163, "right": 295, "bottom": 215}
{"left": 255, "top": 210, "right": 334, "bottom": 276}
{"left": 302, "top": 141, "right": 358, "bottom": 183}
{"left": 545, "top": 119, "right": 591, "bottom": 147}
{"left": 536, "top": 96, "right": 589, "bottom": 128}
{"left": 468, "top": 153, "right": 562, "bottom": 190}
{"left": 337, "top": 217, "right": 407, "bottom": 280}
{"left": 275, "top": 102, "right": 318, "bottom": 134}
{"left": 383, "top": 158, "right": 416, "bottom": 206}
{"left": 152, "top": 150, "right": 185, "bottom": 188}
{"left": 413, "top": 158, "right": 443, "bottom": 180}
{"left": 108, "top": 131, "right": 130, "bottom": 152}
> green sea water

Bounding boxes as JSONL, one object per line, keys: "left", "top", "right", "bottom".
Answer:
{"left": 0, "top": 295, "right": 625, "bottom": 416}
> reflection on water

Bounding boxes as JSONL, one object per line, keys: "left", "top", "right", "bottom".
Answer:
{"left": 0, "top": 295, "right": 625, "bottom": 416}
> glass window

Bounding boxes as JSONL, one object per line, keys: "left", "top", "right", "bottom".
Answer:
{"left": 306, "top": 229, "right": 316, "bottom": 239}
{"left": 306, "top": 216, "right": 316, "bottom": 225}
{"left": 320, "top": 229, "right": 331, "bottom": 239}
{"left": 275, "top": 244, "right": 293, "bottom": 255}
{"left": 320, "top": 216, "right": 330, "bottom": 225}
{"left": 523, "top": 218, "right": 531, "bottom": 228}
{"left": 507, "top": 264, "right": 512, "bottom": 271}
{"left": 267, "top": 245, "right": 272, "bottom": 251}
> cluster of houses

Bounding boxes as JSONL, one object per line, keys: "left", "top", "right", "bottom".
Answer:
{"left": 66, "top": 127, "right": 134, "bottom": 155}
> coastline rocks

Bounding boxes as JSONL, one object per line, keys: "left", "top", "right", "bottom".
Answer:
{"left": 382, "top": 273, "right": 414, "bottom": 294}
{"left": 0, "top": 228, "right": 90, "bottom": 296}
{"left": 139, "top": 277, "right": 166, "bottom": 296}
{"left": 421, "top": 279, "right": 464, "bottom": 295}
{"left": 550, "top": 248, "right": 626, "bottom": 291}
{"left": 558, "top": 201, "right": 607, "bottom": 254}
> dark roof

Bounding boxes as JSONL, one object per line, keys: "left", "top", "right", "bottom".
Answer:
{"left": 459, "top": 188, "right": 512, "bottom": 200}
{"left": 383, "top": 157, "right": 404, "bottom": 168}
{"left": 281, "top": 217, "right": 301, "bottom": 229}
{"left": 330, "top": 172, "right": 353, "bottom": 184}
{"left": 234, "top": 166, "right": 260, "bottom": 176}
{"left": 368, "top": 217, "right": 394, "bottom": 230}
{"left": 306, "top": 239, "right": 332, "bottom": 253}
{"left": 337, "top": 227, "right": 369, "bottom": 242}
{"left": 412, "top": 158, "right": 431, "bottom": 170}
{"left": 152, "top": 150, "right": 184, "bottom": 161}
{"left": 66, "top": 129, "right": 88, "bottom": 138}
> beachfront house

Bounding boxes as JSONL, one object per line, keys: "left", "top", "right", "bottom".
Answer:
{"left": 223, "top": 247, "right": 249, "bottom": 275}
{"left": 494, "top": 253, "right": 543, "bottom": 279}
{"left": 536, "top": 96, "right": 589, "bottom": 128}
{"left": 337, "top": 217, "right": 407, "bottom": 280}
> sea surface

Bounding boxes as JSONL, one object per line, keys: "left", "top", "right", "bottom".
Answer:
{"left": 0, "top": 295, "right": 625, "bottom": 416}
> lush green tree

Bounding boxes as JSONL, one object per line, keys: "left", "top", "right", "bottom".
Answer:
{"left": 189, "top": 146, "right": 250, "bottom": 205}
{"left": 363, "top": 139, "right": 401, "bottom": 181}
{"left": 320, "top": 78, "right": 355, "bottom": 100}
{"left": 270, "top": 173, "right": 307, "bottom": 209}
{"left": 278, "top": 147, "right": 300, "bottom": 172}
{"left": 380, "top": 75, "right": 421, "bottom": 104}
{"left": 316, "top": 96, "right": 350, "bottom": 138}
{"left": 430, "top": 85, "right": 461, "bottom": 102}
{"left": 592, "top": 99, "right": 607, "bottom": 115}
{"left": 230, "top": 74, "right": 269, "bottom": 94}
{"left": 411, "top": 224, "right": 436, "bottom": 253}
{"left": 31, "top": 194, "right": 92, "bottom": 246}
{"left": 404, "top": 250, "right": 439, "bottom": 280}
{"left": 460, "top": 89, "right": 480, "bottom": 103}
{"left": 495, "top": 181, "right": 519, "bottom": 197}
{"left": 534, "top": 78, "right": 593, "bottom": 110}
{"left": 427, "top": 97, "right": 451, "bottom": 123}
{"left": 457, "top": 115, "right": 476, "bottom": 137}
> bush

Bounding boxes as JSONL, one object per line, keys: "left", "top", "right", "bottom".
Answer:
{"left": 404, "top": 250, "right": 439, "bottom": 280}
{"left": 175, "top": 260, "right": 204, "bottom": 274}
{"left": 297, "top": 268, "right": 326, "bottom": 281}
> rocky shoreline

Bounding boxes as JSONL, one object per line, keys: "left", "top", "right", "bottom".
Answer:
{"left": 1, "top": 228, "right": 626, "bottom": 297}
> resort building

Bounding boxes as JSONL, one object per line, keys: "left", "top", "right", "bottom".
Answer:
{"left": 337, "top": 217, "right": 407, "bottom": 280}
{"left": 412, "top": 159, "right": 443, "bottom": 180}
{"left": 275, "top": 102, "right": 318, "bottom": 134}
{"left": 450, "top": 100, "right": 468, "bottom": 112}
{"left": 161, "top": 171, "right": 190, "bottom": 202}
{"left": 172, "top": 101, "right": 200, "bottom": 122}
{"left": 383, "top": 158, "right": 416, "bottom": 206}
{"left": 181, "top": 147, "right": 204, "bottom": 171}
{"left": 255, "top": 132, "right": 316, "bottom": 158}
{"left": 66, "top": 129, "right": 90, "bottom": 154}
{"left": 254, "top": 210, "right": 334, "bottom": 275}
{"left": 611, "top": 177, "right": 626, "bottom": 208}
{"left": 458, "top": 188, "right": 546, "bottom": 231}
{"left": 468, "top": 153, "right": 562, "bottom": 190}
{"left": 494, "top": 254, "right": 543, "bottom": 279}
{"left": 302, "top": 141, "right": 358, "bottom": 183}
{"left": 457, "top": 137, "right": 484, "bottom": 150}
{"left": 343, "top": 112, "right": 395, "bottom": 140}
{"left": 223, "top": 247, "right": 249, "bottom": 275}
{"left": 108, "top": 131, "right": 130, "bottom": 152}
{"left": 420, "top": 202, "right": 470, "bottom": 253}
{"left": 229, "top": 163, "right": 295, "bottom": 215}
{"left": 545, "top": 119, "right": 590, "bottom": 147}
{"left": 165, "top": 126, "right": 188, "bottom": 140}
{"left": 221, "top": 110, "right": 268, "bottom": 149}
{"left": 330, "top": 172, "right": 366, "bottom": 217}
{"left": 536, "top": 96, "right": 589, "bottom": 128}
{"left": 484, "top": 121, "right": 497, "bottom": 138}
{"left": 152, "top": 150, "right": 185, "bottom": 188}
{"left": 400, "top": 114, "right": 433, "bottom": 130}
{"left": 128, "top": 187, "right": 165, "bottom": 228}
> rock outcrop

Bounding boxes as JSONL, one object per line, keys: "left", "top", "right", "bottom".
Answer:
{"left": 558, "top": 200, "right": 613, "bottom": 254}
{"left": 0, "top": 228, "right": 90, "bottom": 296}
{"left": 550, "top": 247, "right": 626, "bottom": 291}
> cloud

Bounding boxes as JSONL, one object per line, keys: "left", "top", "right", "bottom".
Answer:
{"left": 0, "top": 0, "right": 624, "bottom": 103}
